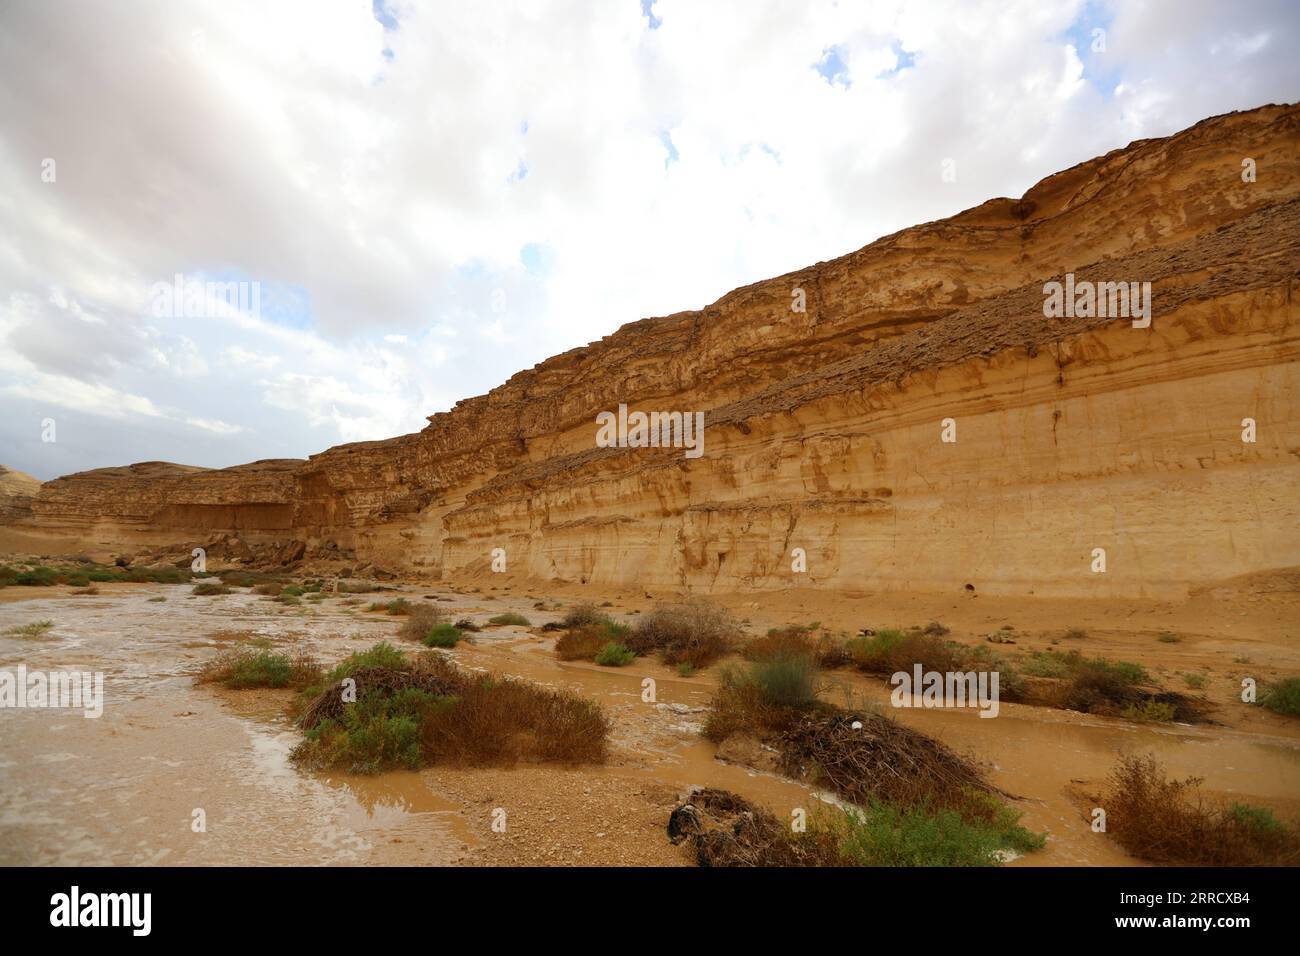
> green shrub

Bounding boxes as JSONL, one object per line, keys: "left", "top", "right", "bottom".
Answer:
{"left": 294, "top": 687, "right": 441, "bottom": 773}
{"left": 1157, "top": 631, "right": 1181, "bottom": 644}
{"left": 749, "top": 654, "right": 819, "bottom": 709}
{"left": 423, "top": 624, "right": 464, "bottom": 648}
{"left": 327, "top": 642, "right": 409, "bottom": 682}
{"left": 3, "top": 620, "right": 55, "bottom": 639}
{"left": 594, "top": 642, "right": 636, "bottom": 666}
{"left": 815, "top": 797, "right": 1044, "bottom": 867}
{"left": 1122, "top": 699, "right": 1177, "bottom": 722}
{"left": 1261, "top": 678, "right": 1300, "bottom": 717}
{"left": 192, "top": 582, "right": 231, "bottom": 596}
{"left": 488, "top": 612, "right": 531, "bottom": 626}
{"left": 197, "top": 647, "right": 322, "bottom": 689}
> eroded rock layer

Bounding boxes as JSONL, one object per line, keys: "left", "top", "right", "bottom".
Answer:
{"left": 4, "top": 104, "right": 1298, "bottom": 597}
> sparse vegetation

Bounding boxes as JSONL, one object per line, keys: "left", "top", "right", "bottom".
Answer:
{"left": 1157, "top": 631, "right": 1182, "bottom": 644}
{"left": 3, "top": 619, "right": 55, "bottom": 639}
{"left": 0, "top": 562, "right": 191, "bottom": 588}
{"left": 367, "top": 598, "right": 411, "bottom": 615}
{"left": 1183, "top": 673, "right": 1207, "bottom": 690}
{"left": 1100, "top": 754, "right": 1300, "bottom": 865}
{"left": 422, "top": 623, "right": 464, "bottom": 648}
{"left": 487, "top": 612, "right": 531, "bottom": 626}
{"left": 681, "top": 663, "right": 1044, "bottom": 869}
{"left": 746, "top": 625, "right": 850, "bottom": 669}
{"left": 197, "top": 646, "right": 322, "bottom": 690}
{"left": 594, "top": 642, "right": 636, "bottom": 666}
{"left": 397, "top": 604, "right": 445, "bottom": 643}
{"left": 1260, "top": 677, "right": 1300, "bottom": 717}
{"left": 560, "top": 603, "right": 610, "bottom": 629}
{"left": 1121, "top": 699, "right": 1177, "bottom": 722}
{"left": 627, "top": 599, "right": 738, "bottom": 669}
{"left": 291, "top": 647, "right": 610, "bottom": 773}
{"left": 192, "top": 582, "right": 231, "bottom": 596}
{"left": 555, "top": 618, "right": 631, "bottom": 661}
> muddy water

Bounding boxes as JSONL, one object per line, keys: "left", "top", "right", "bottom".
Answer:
{"left": 462, "top": 628, "right": 1300, "bottom": 866}
{"left": 3, "top": 584, "right": 1298, "bottom": 867}
{"left": 0, "top": 587, "right": 474, "bottom": 865}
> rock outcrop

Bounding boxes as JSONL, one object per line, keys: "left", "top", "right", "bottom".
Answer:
{"left": 3, "top": 103, "right": 1298, "bottom": 598}
{"left": 0, "top": 466, "right": 41, "bottom": 525}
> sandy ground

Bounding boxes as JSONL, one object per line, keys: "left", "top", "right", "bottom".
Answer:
{"left": 1, "top": 571, "right": 1297, "bottom": 866}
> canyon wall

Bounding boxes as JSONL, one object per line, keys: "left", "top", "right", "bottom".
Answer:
{"left": 4, "top": 104, "right": 1298, "bottom": 598}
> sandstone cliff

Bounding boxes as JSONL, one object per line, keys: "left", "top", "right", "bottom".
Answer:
{"left": 0, "top": 466, "right": 41, "bottom": 525}
{"left": 4, "top": 103, "right": 1298, "bottom": 598}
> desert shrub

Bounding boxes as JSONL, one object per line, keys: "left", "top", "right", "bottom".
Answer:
{"left": 672, "top": 786, "right": 1041, "bottom": 867}
{"left": 487, "top": 612, "right": 531, "bottom": 626}
{"left": 398, "top": 604, "right": 445, "bottom": 642}
{"left": 628, "top": 599, "right": 738, "bottom": 668}
{"left": 746, "top": 625, "right": 850, "bottom": 669}
{"left": 294, "top": 687, "right": 439, "bottom": 773}
{"left": 561, "top": 603, "right": 611, "bottom": 629}
{"left": 1101, "top": 754, "right": 1300, "bottom": 865}
{"left": 1157, "top": 631, "right": 1181, "bottom": 643}
{"left": 1183, "top": 673, "right": 1207, "bottom": 690}
{"left": 253, "top": 637, "right": 607, "bottom": 777}
{"left": 13, "top": 566, "right": 59, "bottom": 586}
{"left": 192, "top": 582, "right": 231, "bottom": 596}
{"left": 1063, "top": 627, "right": 1088, "bottom": 640}
{"left": 367, "top": 598, "right": 410, "bottom": 615}
{"left": 555, "top": 620, "right": 632, "bottom": 661}
{"left": 3, "top": 620, "right": 55, "bottom": 639}
{"left": 274, "top": 594, "right": 302, "bottom": 606}
{"left": 594, "top": 642, "right": 636, "bottom": 666}
{"left": 847, "top": 628, "right": 961, "bottom": 675}
{"left": 1261, "top": 678, "right": 1300, "bottom": 717}
{"left": 197, "top": 647, "right": 321, "bottom": 690}
{"left": 253, "top": 582, "right": 283, "bottom": 596}
{"left": 1121, "top": 699, "right": 1177, "bottom": 722}
{"left": 555, "top": 625, "right": 606, "bottom": 661}
{"left": 423, "top": 624, "right": 463, "bottom": 648}
{"left": 148, "top": 596, "right": 166, "bottom": 603}
{"left": 817, "top": 797, "right": 1042, "bottom": 866}
{"left": 748, "top": 655, "right": 820, "bottom": 709}
{"left": 420, "top": 673, "right": 610, "bottom": 767}
{"left": 677, "top": 662, "right": 697, "bottom": 677}
{"left": 321, "top": 642, "right": 409, "bottom": 685}
{"left": 703, "top": 656, "right": 825, "bottom": 743}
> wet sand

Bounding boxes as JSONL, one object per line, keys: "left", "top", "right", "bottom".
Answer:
{"left": 1, "top": 578, "right": 1297, "bottom": 866}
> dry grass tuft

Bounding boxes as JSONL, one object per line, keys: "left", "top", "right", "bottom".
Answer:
{"left": 745, "top": 625, "right": 850, "bottom": 669}
{"left": 397, "top": 603, "right": 446, "bottom": 642}
{"left": 1101, "top": 754, "right": 1300, "bottom": 865}
{"left": 628, "top": 598, "right": 739, "bottom": 668}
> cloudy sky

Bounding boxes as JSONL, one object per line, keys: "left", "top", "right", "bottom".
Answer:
{"left": 1, "top": 0, "right": 1296, "bottom": 480}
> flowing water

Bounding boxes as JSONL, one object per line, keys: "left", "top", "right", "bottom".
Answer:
{"left": 2, "top": 584, "right": 1298, "bottom": 866}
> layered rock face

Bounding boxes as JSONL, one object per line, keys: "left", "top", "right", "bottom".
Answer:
{"left": 4, "top": 104, "right": 1298, "bottom": 597}
{"left": 0, "top": 466, "right": 41, "bottom": 525}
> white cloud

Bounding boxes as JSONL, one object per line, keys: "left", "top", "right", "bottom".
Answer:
{"left": 0, "top": 0, "right": 1296, "bottom": 478}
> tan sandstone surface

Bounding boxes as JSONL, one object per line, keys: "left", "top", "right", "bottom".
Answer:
{"left": 2, "top": 103, "right": 1298, "bottom": 601}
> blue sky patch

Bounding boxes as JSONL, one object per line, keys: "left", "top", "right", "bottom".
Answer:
{"left": 816, "top": 45, "right": 851, "bottom": 88}
{"left": 372, "top": 0, "right": 399, "bottom": 31}
{"left": 641, "top": 0, "right": 662, "bottom": 30}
